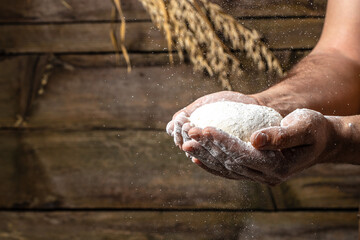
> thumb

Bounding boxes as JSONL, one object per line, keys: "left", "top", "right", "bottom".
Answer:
{"left": 250, "top": 124, "right": 313, "bottom": 150}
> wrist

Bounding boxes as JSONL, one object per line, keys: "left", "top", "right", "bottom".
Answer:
{"left": 322, "top": 116, "right": 344, "bottom": 163}
{"left": 324, "top": 115, "right": 359, "bottom": 164}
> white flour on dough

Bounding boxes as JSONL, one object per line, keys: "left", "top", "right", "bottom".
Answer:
{"left": 189, "top": 101, "right": 283, "bottom": 142}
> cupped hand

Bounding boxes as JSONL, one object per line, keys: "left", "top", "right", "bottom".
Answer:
{"left": 166, "top": 91, "right": 259, "bottom": 149}
{"left": 182, "top": 109, "right": 336, "bottom": 185}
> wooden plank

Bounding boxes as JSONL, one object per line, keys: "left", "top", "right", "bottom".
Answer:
{"left": 58, "top": 50, "right": 309, "bottom": 70}
{"left": 0, "top": 55, "right": 54, "bottom": 128}
{"left": 0, "top": 0, "right": 326, "bottom": 23}
{"left": 272, "top": 164, "right": 360, "bottom": 209}
{"left": 0, "top": 56, "right": 41, "bottom": 127}
{"left": 0, "top": 211, "right": 357, "bottom": 240}
{"left": 23, "top": 60, "right": 251, "bottom": 129}
{"left": 0, "top": 57, "right": 19, "bottom": 127}
{"left": 27, "top": 64, "right": 223, "bottom": 130}
{"left": 0, "top": 19, "right": 324, "bottom": 53}
{"left": 0, "top": 51, "right": 308, "bottom": 129}
{"left": 0, "top": 130, "right": 274, "bottom": 209}
{"left": 0, "top": 129, "right": 359, "bottom": 210}
{"left": 243, "top": 211, "right": 359, "bottom": 240}
{"left": 23, "top": 52, "right": 307, "bottom": 130}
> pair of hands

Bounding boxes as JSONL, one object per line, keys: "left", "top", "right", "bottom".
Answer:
{"left": 166, "top": 91, "right": 337, "bottom": 185}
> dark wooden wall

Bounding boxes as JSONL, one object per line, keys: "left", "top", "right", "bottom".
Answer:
{"left": 0, "top": 0, "right": 359, "bottom": 239}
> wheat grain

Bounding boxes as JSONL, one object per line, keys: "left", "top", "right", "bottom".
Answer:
{"left": 138, "top": 0, "right": 284, "bottom": 90}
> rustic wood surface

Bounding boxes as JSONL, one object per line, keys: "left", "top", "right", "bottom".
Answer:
{"left": 1, "top": 0, "right": 359, "bottom": 237}
{"left": 0, "top": 19, "right": 323, "bottom": 54}
{"left": 272, "top": 164, "right": 360, "bottom": 209}
{"left": 0, "top": 130, "right": 274, "bottom": 209}
{"left": 0, "top": 52, "right": 308, "bottom": 129}
{"left": 0, "top": 129, "right": 359, "bottom": 210}
{"left": 243, "top": 211, "right": 359, "bottom": 240}
{"left": 0, "top": 57, "right": 21, "bottom": 127}
{"left": 2, "top": 53, "right": 359, "bottom": 211}
{"left": 0, "top": 211, "right": 357, "bottom": 240}
{"left": 0, "top": 0, "right": 326, "bottom": 23}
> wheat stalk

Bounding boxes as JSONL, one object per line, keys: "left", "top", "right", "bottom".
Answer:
{"left": 110, "top": 0, "right": 132, "bottom": 72}
{"left": 137, "top": 0, "right": 284, "bottom": 90}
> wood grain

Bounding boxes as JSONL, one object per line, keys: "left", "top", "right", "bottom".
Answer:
{"left": 0, "top": 19, "right": 323, "bottom": 54}
{"left": 0, "top": 130, "right": 274, "bottom": 209}
{"left": 0, "top": 129, "right": 359, "bottom": 210}
{"left": 0, "top": 51, "right": 309, "bottom": 129}
{"left": 27, "top": 64, "right": 223, "bottom": 130}
{"left": 243, "top": 211, "right": 359, "bottom": 240}
{"left": 0, "top": 57, "right": 20, "bottom": 127}
{"left": 0, "top": 211, "right": 357, "bottom": 240}
{"left": 0, "top": 52, "right": 305, "bottom": 130}
{"left": 0, "top": 0, "right": 326, "bottom": 23}
{"left": 0, "top": 56, "right": 42, "bottom": 127}
{"left": 272, "top": 164, "right": 360, "bottom": 209}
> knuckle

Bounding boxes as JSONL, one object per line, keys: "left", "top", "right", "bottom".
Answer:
{"left": 182, "top": 122, "right": 191, "bottom": 132}
{"left": 272, "top": 129, "right": 287, "bottom": 146}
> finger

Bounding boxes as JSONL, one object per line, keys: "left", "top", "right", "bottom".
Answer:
{"left": 223, "top": 161, "right": 281, "bottom": 185}
{"left": 192, "top": 158, "right": 247, "bottom": 180}
{"left": 203, "top": 127, "right": 284, "bottom": 174}
{"left": 188, "top": 128, "right": 279, "bottom": 184}
{"left": 182, "top": 140, "right": 225, "bottom": 171}
{"left": 172, "top": 108, "right": 189, "bottom": 120}
{"left": 250, "top": 125, "right": 313, "bottom": 151}
{"left": 188, "top": 127, "right": 231, "bottom": 163}
{"left": 183, "top": 140, "right": 233, "bottom": 173}
{"left": 202, "top": 127, "right": 253, "bottom": 160}
{"left": 173, "top": 112, "right": 189, "bottom": 147}
{"left": 181, "top": 122, "right": 194, "bottom": 143}
{"left": 166, "top": 120, "right": 174, "bottom": 136}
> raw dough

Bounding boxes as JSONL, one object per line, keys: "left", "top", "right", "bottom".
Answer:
{"left": 189, "top": 101, "right": 283, "bottom": 142}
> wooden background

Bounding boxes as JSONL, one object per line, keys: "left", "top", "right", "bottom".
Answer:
{"left": 0, "top": 0, "right": 359, "bottom": 239}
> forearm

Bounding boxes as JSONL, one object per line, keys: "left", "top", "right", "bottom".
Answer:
{"left": 251, "top": 0, "right": 360, "bottom": 117}
{"left": 327, "top": 115, "right": 360, "bottom": 165}
{"left": 251, "top": 50, "right": 360, "bottom": 116}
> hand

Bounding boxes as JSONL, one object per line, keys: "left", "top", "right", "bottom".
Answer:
{"left": 166, "top": 91, "right": 259, "bottom": 149}
{"left": 182, "top": 109, "right": 336, "bottom": 185}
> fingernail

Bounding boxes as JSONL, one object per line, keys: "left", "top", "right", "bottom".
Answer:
{"left": 183, "top": 144, "right": 194, "bottom": 152}
{"left": 166, "top": 123, "right": 173, "bottom": 135}
{"left": 255, "top": 132, "right": 268, "bottom": 147}
{"left": 203, "top": 130, "right": 213, "bottom": 140}
{"left": 189, "top": 133, "right": 200, "bottom": 141}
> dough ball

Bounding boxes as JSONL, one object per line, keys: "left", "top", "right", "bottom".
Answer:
{"left": 189, "top": 101, "right": 283, "bottom": 142}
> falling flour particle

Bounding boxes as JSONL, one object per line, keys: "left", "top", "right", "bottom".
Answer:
{"left": 189, "top": 101, "right": 283, "bottom": 142}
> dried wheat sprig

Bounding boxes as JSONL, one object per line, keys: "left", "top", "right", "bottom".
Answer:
{"left": 200, "top": 0, "right": 283, "bottom": 76}
{"left": 157, "top": 0, "right": 174, "bottom": 64}
{"left": 138, "top": 0, "right": 284, "bottom": 90}
{"left": 110, "top": 7, "right": 121, "bottom": 65}
{"left": 168, "top": 0, "right": 236, "bottom": 89}
{"left": 111, "top": 0, "right": 132, "bottom": 72}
